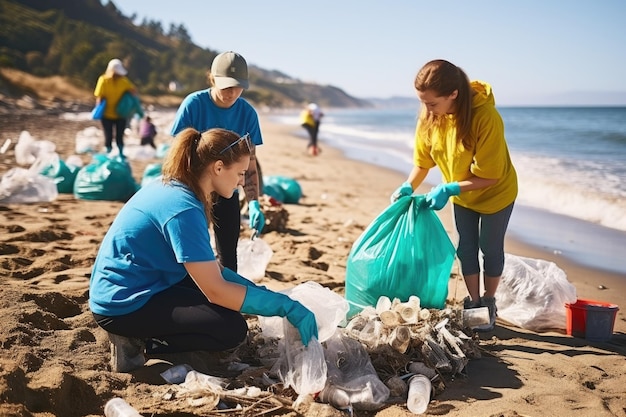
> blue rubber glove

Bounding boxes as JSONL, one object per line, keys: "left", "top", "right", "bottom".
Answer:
{"left": 248, "top": 200, "right": 265, "bottom": 234}
{"left": 425, "top": 182, "right": 461, "bottom": 210}
{"left": 222, "top": 267, "right": 267, "bottom": 290}
{"left": 241, "top": 285, "right": 318, "bottom": 346}
{"left": 390, "top": 181, "right": 413, "bottom": 203}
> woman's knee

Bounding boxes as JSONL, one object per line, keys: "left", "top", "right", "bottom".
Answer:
{"left": 219, "top": 314, "right": 249, "bottom": 349}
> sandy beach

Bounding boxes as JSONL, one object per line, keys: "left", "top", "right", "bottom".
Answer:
{"left": 0, "top": 110, "right": 624, "bottom": 417}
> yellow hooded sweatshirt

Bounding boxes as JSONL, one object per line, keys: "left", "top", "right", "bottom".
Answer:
{"left": 414, "top": 81, "right": 518, "bottom": 214}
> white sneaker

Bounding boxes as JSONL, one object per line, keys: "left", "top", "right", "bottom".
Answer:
{"left": 108, "top": 333, "right": 146, "bottom": 372}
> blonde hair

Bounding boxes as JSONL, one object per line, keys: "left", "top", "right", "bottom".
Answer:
{"left": 162, "top": 128, "right": 251, "bottom": 220}
{"left": 415, "top": 59, "right": 474, "bottom": 149}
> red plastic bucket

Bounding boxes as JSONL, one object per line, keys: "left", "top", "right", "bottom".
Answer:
{"left": 565, "top": 299, "right": 619, "bottom": 342}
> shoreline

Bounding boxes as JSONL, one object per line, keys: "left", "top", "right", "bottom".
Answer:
{"left": 269, "top": 110, "right": 626, "bottom": 277}
{"left": 258, "top": 115, "right": 626, "bottom": 334}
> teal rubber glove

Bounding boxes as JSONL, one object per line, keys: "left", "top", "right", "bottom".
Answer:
{"left": 241, "top": 285, "right": 318, "bottom": 346}
{"left": 222, "top": 267, "right": 267, "bottom": 290}
{"left": 425, "top": 182, "right": 461, "bottom": 210}
{"left": 390, "top": 181, "right": 413, "bottom": 203}
{"left": 248, "top": 200, "right": 265, "bottom": 234}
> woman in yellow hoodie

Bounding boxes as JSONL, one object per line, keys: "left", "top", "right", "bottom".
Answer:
{"left": 391, "top": 59, "right": 518, "bottom": 331}
{"left": 93, "top": 58, "right": 137, "bottom": 157}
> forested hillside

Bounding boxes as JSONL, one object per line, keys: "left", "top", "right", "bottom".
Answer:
{"left": 0, "top": 0, "right": 368, "bottom": 108}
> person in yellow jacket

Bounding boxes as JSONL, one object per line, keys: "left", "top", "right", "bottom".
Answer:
{"left": 300, "top": 102, "right": 324, "bottom": 156}
{"left": 391, "top": 59, "right": 518, "bottom": 332}
{"left": 94, "top": 58, "right": 138, "bottom": 157}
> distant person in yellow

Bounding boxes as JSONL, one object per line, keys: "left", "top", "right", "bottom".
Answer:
{"left": 94, "top": 58, "right": 137, "bottom": 157}
{"left": 391, "top": 59, "right": 518, "bottom": 332}
{"left": 300, "top": 102, "right": 324, "bottom": 156}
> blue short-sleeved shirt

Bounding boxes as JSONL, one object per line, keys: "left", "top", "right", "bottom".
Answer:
{"left": 170, "top": 88, "right": 263, "bottom": 147}
{"left": 89, "top": 180, "right": 215, "bottom": 316}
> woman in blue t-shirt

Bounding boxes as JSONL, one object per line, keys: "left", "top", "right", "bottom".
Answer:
{"left": 89, "top": 127, "right": 317, "bottom": 372}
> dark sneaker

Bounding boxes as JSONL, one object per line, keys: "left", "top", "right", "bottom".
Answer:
{"left": 108, "top": 333, "right": 146, "bottom": 372}
{"left": 463, "top": 296, "right": 481, "bottom": 309}
{"left": 474, "top": 296, "right": 497, "bottom": 332}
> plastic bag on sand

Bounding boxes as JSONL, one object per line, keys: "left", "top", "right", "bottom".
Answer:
{"left": 236, "top": 237, "right": 273, "bottom": 282}
{"left": 258, "top": 281, "right": 349, "bottom": 343}
{"left": 39, "top": 154, "right": 81, "bottom": 194}
{"left": 495, "top": 253, "right": 577, "bottom": 331}
{"left": 73, "top": 154, "right": 138, "bottom": 202}
{"left": 75, "top": 126, "right": 102, "bottom": 154}
{"left": 0, "top": 167, "right": 58, "bottom": 203}
{"left": 14, "top": 131, "right": 56, "bottom": 166}
{"left": 273, "top": 324, "right": 326, "bottom": 406}
{"left": 0, "top": 153, "right": 59, "bottom": 203}
{"left": 322, "top": 331, "right": 390, "bottom": 411}
{"left": 261, "top": 282, "right": 349, "bottom": 406}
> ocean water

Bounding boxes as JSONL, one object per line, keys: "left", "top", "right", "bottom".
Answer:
{"left": 269, "top": 107, "right": 626, "bottom": 276}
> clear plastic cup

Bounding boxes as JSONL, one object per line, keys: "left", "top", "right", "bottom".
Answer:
{"left": 104, "top": 397, "right": 142, "bottom": 417}
{"left": 406, "top": 374, "right": 432, "bottom": 414}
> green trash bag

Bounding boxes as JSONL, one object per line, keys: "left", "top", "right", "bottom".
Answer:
{"left": 39, "top": 154, "right": 80, "bottom": 194}
{"left": 263, "top": 175, "right": 302, "bottom": 203}
{"left": 115, "top": 92, "right": 144, "bottom": 119}
{"left": 74, "top": 154, "right": 138, "bottom": 202}
{"left": 263, "top": 183, "right": 286, "bottom": 203}
{"left": 141, "top": 162, "right": 162, "bottom": 187}
{"left": 345, "top": 194, "right": 456, "bottom": 317}
{"left": 156, "top": 142, "right": 171, "bottom": 159}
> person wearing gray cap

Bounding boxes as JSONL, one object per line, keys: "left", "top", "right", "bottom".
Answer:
{"left": 170, "top": 51, "right": 265, "bottom": 272}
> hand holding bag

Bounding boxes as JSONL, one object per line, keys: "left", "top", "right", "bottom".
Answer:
{"left": 90, "top": 99, "right": 106, "bottom": 120}
{"left": 345, "top": 195, "right": 456, "bottom": 317}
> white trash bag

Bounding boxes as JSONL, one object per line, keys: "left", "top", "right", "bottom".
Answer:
{"left": 0, "top": 167, "right": 58, "bottom": 203}
{"left": 14, "top": 131, "right": 56, "bottom": 166}
{"left": 236, "top": 237, "right": 273, "bottom": 282}
{"left": 495, "top": 253, "right": 577, "bottom": 331}
{"left": 258, "top": 281, "right": 350, "bottom": 343}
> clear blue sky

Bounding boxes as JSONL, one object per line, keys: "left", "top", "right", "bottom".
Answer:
{"left": 113, "top": 0, "right": 626, "bottom": 105}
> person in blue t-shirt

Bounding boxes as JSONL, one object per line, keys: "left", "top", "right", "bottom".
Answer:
{"left": 170, "top": 51, "right": 264, "bottom": 272}
{"left": 89, "top": 127, "right": 317, "bottom": 373}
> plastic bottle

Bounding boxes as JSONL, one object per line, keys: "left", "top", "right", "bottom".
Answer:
{"left": 406, "top": 374, "right": 432, "bottom": 414}
{"left": 104, "top": 397, "right": 143, "bottom": 417}
{"left": 317, "top": 385, "right": 351, "bottom": 410}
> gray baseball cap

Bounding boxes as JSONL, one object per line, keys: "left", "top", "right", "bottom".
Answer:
{"left": 211, "top": 51, "right": 249, "bottom": 90}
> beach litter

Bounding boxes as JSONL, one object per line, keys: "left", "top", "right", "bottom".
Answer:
{"left": 185, "top": 299, "right": 475, "bottom": 414}
{"left": 104, "top": 289, "right": 481, "bottom": 416}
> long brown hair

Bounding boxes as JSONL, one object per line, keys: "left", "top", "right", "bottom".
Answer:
{"left": 161, "top": 128, "right": 251, "bottom": 220}
{"left": 415, "top": 59, "right": 473, "bottom": 149}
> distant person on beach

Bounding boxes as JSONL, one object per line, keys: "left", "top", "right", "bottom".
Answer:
{"left": 139, "top": 116, "right": 157, "bottom": 148}
{"left": 89, "top": 127, "right": 318, "bottom": 372}
{"left": 170, "top": 51, "right": 265, "bottom": 272}
{"left": 391, "top": 59, "right": 518, "bottom": 332}
{"left": 93, "top": 58, "right": 137, "bottom": 157}
{"left": 300, "top": 102, "right": 324, "bottom": 156}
